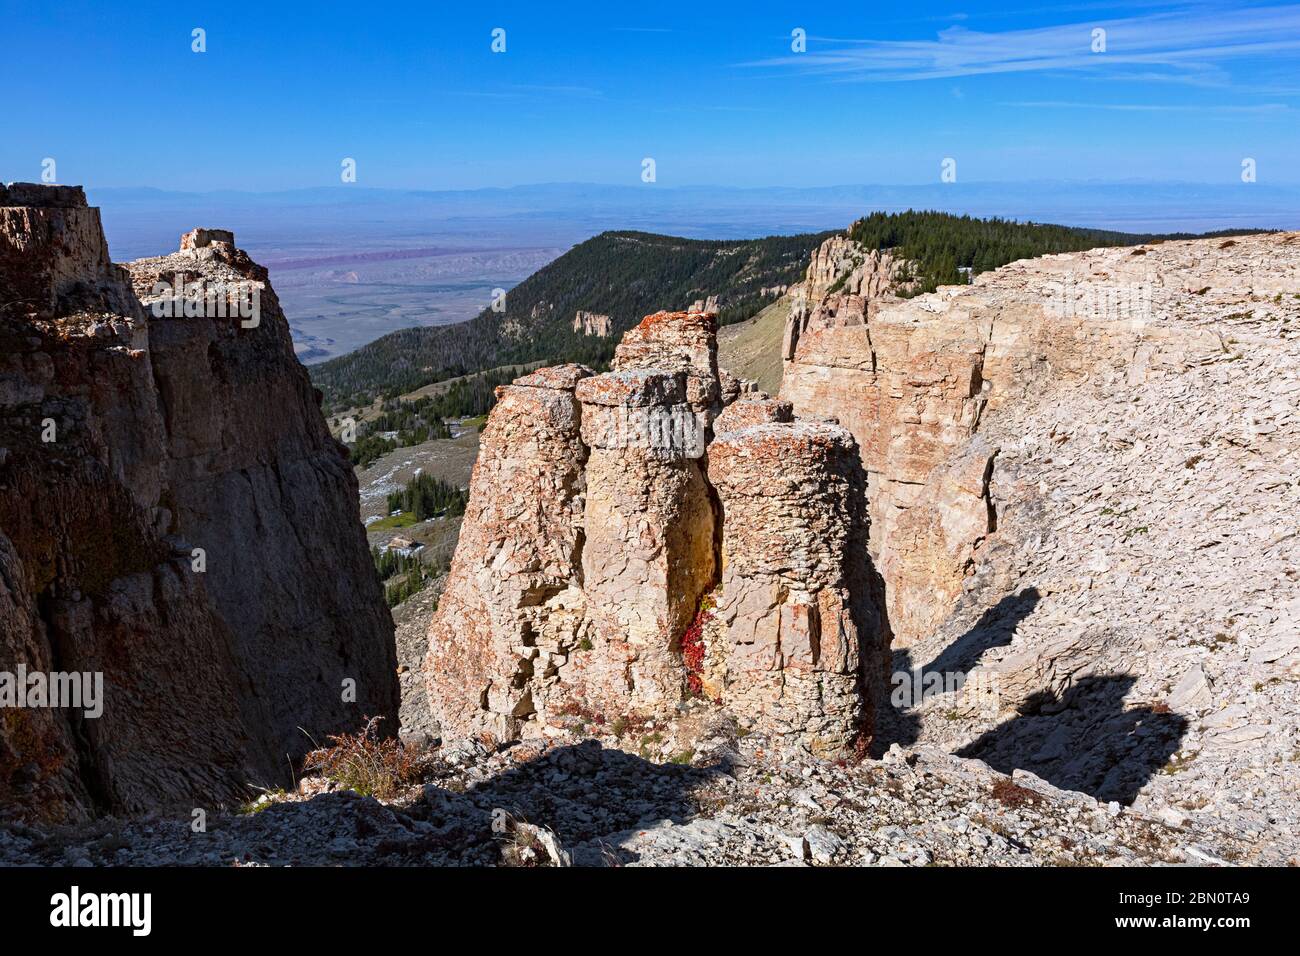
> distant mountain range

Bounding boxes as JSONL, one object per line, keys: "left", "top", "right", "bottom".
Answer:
{"left": 90, "top": 180, "right": 1300, "bottom": 261}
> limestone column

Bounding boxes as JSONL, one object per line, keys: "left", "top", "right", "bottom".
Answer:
{"left": 425, "top": 364, "right": 592, "bottom": 739}
{"left": 707, "top": 421, "right": 880, "bottom": 755}
{"left": 575, "top": 369, "right": 717, "bottom": 712}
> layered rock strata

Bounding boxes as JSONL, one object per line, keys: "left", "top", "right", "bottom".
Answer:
{"left": 781, "top": 235, "right": 994, "bottom": 643}
{"left": 781, "top": 313, "right": 994, "bottom": 643}
{"left": 0, "top": 184, "right": 396, "bottom": 822}
{"left": 707, "top": 421, "right": 877, "bottom": 754}
{"left": 425, "top": 311, "right": 882, "bottom": 752}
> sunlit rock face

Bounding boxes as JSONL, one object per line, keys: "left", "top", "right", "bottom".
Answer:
{"left": 425, "top": 309, "right": 883, "bottom": 754}
{"left": 708, "top": 420, "right": 880, "bottom": 755}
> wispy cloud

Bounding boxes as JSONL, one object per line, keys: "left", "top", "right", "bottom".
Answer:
{"left": 742, "top": 4, "right": 1300, "bottom": 85}
{"left": 506, "top": 84, "right": 604, "bottom": 98}
{"left": 649, "top": 103, "right": 779, "bottom": 115}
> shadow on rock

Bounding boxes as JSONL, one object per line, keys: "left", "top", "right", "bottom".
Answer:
{"left": 873, "top": 587, "right": 1042, "bottom": 753}
{"left": 400, "top": 739, "right": 730, "bottom": 865}
{"left": 955, "top": 674, "right": 1188, "bottom": 805}
{"left": 922, "top": 586, "right": 1041, "bottom": 677}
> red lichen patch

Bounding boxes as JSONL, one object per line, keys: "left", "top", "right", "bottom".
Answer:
{"left": 628, "top": 310, "right": 718, "bottom": 338}
{"left": 640, "top": 309, "right": 702, "bottom": 326}
{"left": 574, "top": 369, "right": 685, "bottom": 407}
{"left": 709, "top": 421, "right": 857, "bottom": 473}
{"left": 713, "top": 398, "right": 794, "bottom": 436}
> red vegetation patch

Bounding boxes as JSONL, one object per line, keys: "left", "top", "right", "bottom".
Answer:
{"left": 991, "top": 777, "right": 1041, "bottom": 808}
{"left": 680, "top": 596, "right": 715, "bottom": 696}
{"left": 302, "top": 715, "right": 424, "bottom": 800}
{"left": 852, "top": 730, "right": 872, "bottom": 764}
{"left": 553, "top": 699, "right": 609, "bottom": 729}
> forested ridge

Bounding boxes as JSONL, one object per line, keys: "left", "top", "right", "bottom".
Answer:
{"left": 847, "top": 210, "right": 1266, "bottom": 296}
{"left": 311, "top": 229, "right": 832, "bottom": 411}
{"left": 341, "top": 366, "right": 526, "bottom": 468}
{"left": 312, "top": 214, "right": 1267, "bottom": 413}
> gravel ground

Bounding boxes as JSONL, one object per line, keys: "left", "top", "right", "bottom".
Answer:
{"left": 2, "top": 706, "right": 1285, "bottom": 867}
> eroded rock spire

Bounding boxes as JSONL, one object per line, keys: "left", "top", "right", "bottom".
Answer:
{"left": 424, "top": 307, "right": 883, "bottom": 753}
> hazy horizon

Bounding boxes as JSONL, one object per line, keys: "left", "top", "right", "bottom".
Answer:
{"left": 78, "top": 178, "right": 1300, "bottom": 364}
{"left": 91, "top": 179, "right": 1300, "bottom": 254}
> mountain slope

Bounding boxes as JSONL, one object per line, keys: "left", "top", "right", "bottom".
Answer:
{"left": 311, "top": 229, "right": 833, "bottom": 410}
{"left": 312, "top": 215, "right": 1266, "bottom": 414}
{"left": 716, "top": 293, "right": 792, "bottom": 396}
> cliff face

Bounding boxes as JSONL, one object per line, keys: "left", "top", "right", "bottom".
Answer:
{"left": 425, "top": 311, "right": 884, "bottom": 753}
{"left": 780, "top": 228, "right": 1300, "bottom": 818}
{"left": 572, "top": 311, "right": 612, "bottom": 337}
{"left": 780, "top": 232, "right": 1300, "bottom": 648}
{"left": 126, "top": 228, "right": 399, "bottom": 777}
{"left": 0, "top": 184, "right": 397, "bottom": 821}
{"left": 781, "top": 232, "right": 978, "bottom": 644}
{"left": 781, "top": 296, "right": 993, "bottom": 645}
{"left": 782, "top": 236, "right": 909, "bottom": 367}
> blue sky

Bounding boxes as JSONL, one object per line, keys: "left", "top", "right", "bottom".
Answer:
{"left": 4, "top": 0, "right": 1299, "bottom": 190}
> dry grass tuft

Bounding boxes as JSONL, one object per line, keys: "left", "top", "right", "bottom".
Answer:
{"left": 302, "top": 716, "right": 425, "bottom": 800}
